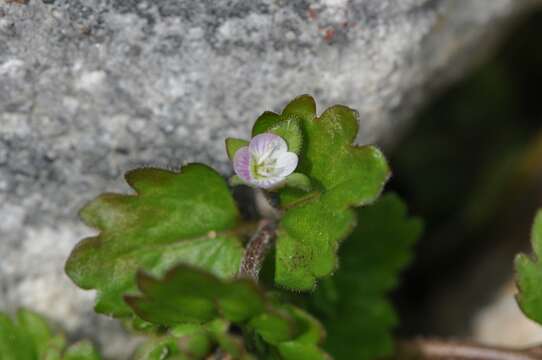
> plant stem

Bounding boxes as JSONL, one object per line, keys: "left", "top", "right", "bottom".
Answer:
{"left": 396, "top": 338, "right": 542, "bottom": 360}
{"left": 238, "top": 218, "right": 277, "bottom": 281}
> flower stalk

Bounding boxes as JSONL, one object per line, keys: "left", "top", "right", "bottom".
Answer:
{"left": 238, "top": 218, "right": 278, "bottom": 281}
{"left": 395, "top": 338, "right": 542, "bottom": 360}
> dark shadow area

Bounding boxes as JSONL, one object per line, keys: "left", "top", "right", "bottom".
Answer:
{"left": 390, "top": 9, "right": 542, "bottom": 337}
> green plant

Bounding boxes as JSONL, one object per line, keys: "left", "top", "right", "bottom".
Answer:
{"left": 63, "top": 95, "right": 411, "bottom": 359}
{"left": 0, "top": 309, "right": 101, "bottom": 360}
{"left": 10, "top": 95, "right": 542, "bottom": 359}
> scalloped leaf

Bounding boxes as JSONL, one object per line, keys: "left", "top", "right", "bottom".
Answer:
{"left": 66, "top": 163, "right": 248, "bottom": 317}
{"left": 272, "top": 95, "right": 391, "bottom": 289}
{"left": 127, "top": 264, "right": 328, "bottom": 359}
{"left": 308, "top": 193, "right": 422, "bottom": 359}
{"left": 0, "top": 309, "right": 101, "bottom": 360}
{"left": 516, "top": 210, "right": 542, "bottom": 324}
{"left": 125, "top": 265, "right": 266, "bottom": 325}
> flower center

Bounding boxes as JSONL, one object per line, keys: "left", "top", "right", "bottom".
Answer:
{"left": 251, "top": 143, "right": 282, "bottom": 179}
{"left": 252, "top": 154, "right": 280, "bottom": 178}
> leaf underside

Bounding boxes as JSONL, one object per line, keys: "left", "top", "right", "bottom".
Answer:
{"left": 254, "top": 95, "right": 391, "bottom": 290}
{"left": 65, "top": 163, "right": 246, "bottom": 317}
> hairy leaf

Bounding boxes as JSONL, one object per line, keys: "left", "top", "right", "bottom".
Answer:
{"left": 516, "top": 210, "right": 542, "bottom": 324}
{"left": 0, "top": 309, "right": 101, "bottom": 360}
{"left": 127, "top": 264, "right": 328, "bottom": 359}
{"left": 66, "top": 164, "right": 248, "bottom": 317}
{"left": 309, "top": 194, "right": 422, "bottom": 359}
{"left": 265, "top": 95, "right": 391, "bottom": 289}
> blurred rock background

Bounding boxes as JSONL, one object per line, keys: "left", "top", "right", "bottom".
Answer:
{"left": 1, "top": 0, "right": 542, "bottom": 358}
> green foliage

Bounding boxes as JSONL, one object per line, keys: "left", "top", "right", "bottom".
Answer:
{"left": 267, "top": 118, "right": 303, "bottom": 155}
{"left": 63, "top": 342, "right": 102, "bottom": 360}
{"left": 252, "top": 111, "right": 303, "bottom": 155}
{"left": 126, "top": 264, "right": 329, "bottom": 359}
{"left": 0, "top": 309, "right": 101, "bottom": 360}
{"left": 252, "top": 111, "right": 283, "bottom": 136}
{"left": 65, "top": 164, "right": 248, "bottom": 317}
{"left": 267, "top": 95, "right": 391, "bottom": 289}
{"left": 516, "top": 210, "right": 542, "bottom": 324}
{"left": 63, "top": 94, "right": 399, "bottom": 360}
{"left": 308, "top": 194, "right": 422, "bottom": 359}
{"left": 134, "top": 319, "right": 251, "bottom": 360}
{"left": 284, "top": 173, "right": 312, "bottom": 192}
{"left": 225, "top": 138, "right": 249, "bottom": 160}
{"left": 125, "top": 265, "right": 265, "bottom": 325}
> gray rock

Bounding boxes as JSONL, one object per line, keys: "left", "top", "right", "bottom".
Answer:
{"left": 0, "top": 0, "right": 539, "bottom": 357}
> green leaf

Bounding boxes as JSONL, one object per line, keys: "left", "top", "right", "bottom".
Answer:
{"left": 275, "top": 95, "right": 391, "bottom": 289}
{"left": 63, "top": 341, "right": 102, "bottom": 360}
{"left": 226, "top": 138, "right": 249, "bottom": 160}
{"left": 0, "top": 310, "right": 101, "bottom": 360}
{"left": 287, "top": 307, "right": 325, "bottom": 346}
{"left": 0, "top": 312, "right": 35, "bottom": 360}
{"left": 127, "top": 264, "right": 328, "bottom": 359}
{"left": 252, "top": 111, "right": 282, "bottom": 136}
{"left": 66, "top": 163, "right": 248, "bottom": 317}
{"left": 16, "top": 309, "right": 55, "bottom": 358}
{"left": 308, "top": 193, "right": 422, "bottom": 360}
{"left": 207, "top": 321, "right": 251, "bottom": 359}
{"left": 124, "top": 317, "right": 163, "bottom": 334}
{"left": 284, "top": 173, "right": 311, "bottom": 192}
{"left": 133, "top": 338, "right": 184, "bottom": 360}
{"left": 252, "top": 109, "right": 303, "bottom": 155}
{"left": 268, "top": 117, "right": 303, "bottom": 155}
{"left": 134, "top": 320, "right": 252, "bottom": 360}
{"left": 516, "top": 210, "right": 542, "bottom": 324}
{"left": 278, "top": 342, "right": 329, "bottom": 360}
{"left": 170, "top": 324, "right": 212, "bottom": 358}
{"left": 282, "top": 94, "right": 317, "bottom": 122}
{"left": 43, "top": 336, "right": 67, "bottom": 360}
{"left": 125, "top": 265, "right": 265, "bottom": 326}
{"left": 249, "top": 311, "right": 294, "bottom": 345}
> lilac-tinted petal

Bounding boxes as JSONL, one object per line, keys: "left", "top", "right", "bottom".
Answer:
{"left": 252, "top": 176, "right": 285, "bottom": 189}
{"left": 233, "top": 147, "right": 251, "bottom": 182}
{"left": 249, "top": 133, "right": 288, "bottom": 159}
{"left": 274, "top": 152, "right": 298, "bottom": 177}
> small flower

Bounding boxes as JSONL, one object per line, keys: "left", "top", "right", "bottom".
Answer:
{"left": 233, "top": 133, "right": 298, "bottom": 189}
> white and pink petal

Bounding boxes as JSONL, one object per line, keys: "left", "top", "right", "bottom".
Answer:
{"left": 233, "top": 147, "right": 252, "bottom": 183}
{"left": 249, "top": 133, "right": 288, "bottom": 160}
{"left": 274, "top": 152, "right": 298, "bottom": 178}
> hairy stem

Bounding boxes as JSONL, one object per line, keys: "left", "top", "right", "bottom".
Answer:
{"left": 396, "top": 339, "right": 542, "bottom": 360}
{"left": 238, "top": 218, "right": 277, "bottom": 280}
